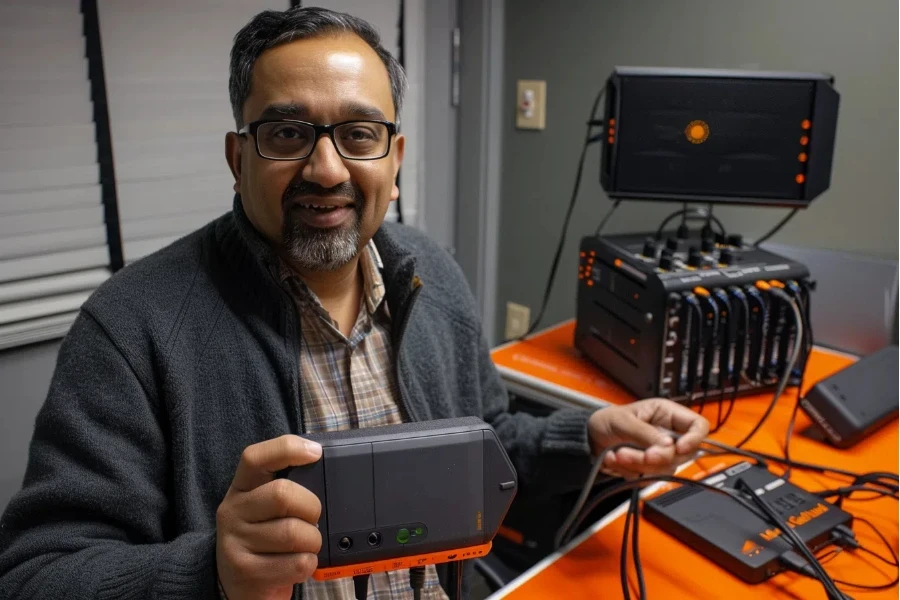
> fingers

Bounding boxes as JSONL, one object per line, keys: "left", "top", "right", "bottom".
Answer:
{"left": 232, "top": 435, "right": 323, "bottom": 493}
{"left": 225, "top": 547, "right": 319, "bottom": 587}
{"left": 661, "top": 403, "right": 710, "bottom": 455}
{"left": 612, "top": 411, "right": 676, "bottom": 449}
{"left": 602, "top": 444, "right": 692, "bottom": 479}
{"left": 236, "top": 478, "right": 323, "bottom": 524}
{"left": 235, "top": 517, "right": 323, "bottom": 554}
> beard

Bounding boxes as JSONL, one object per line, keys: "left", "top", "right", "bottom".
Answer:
{"left": 281, "top": 180, "right": 366, "bottom": 271}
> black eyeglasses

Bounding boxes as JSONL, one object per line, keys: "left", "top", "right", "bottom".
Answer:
{"left": 238, "top": 119, "right": 397, "bottom": 161}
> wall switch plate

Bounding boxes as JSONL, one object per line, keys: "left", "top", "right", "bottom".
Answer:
{"left": 505, "top": 302, "right": 531, "bottom": 340}
{"left": 516, "top": 80, "right": 546, "bottom": 130}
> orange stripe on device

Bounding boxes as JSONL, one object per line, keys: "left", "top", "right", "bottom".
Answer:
{"left": 312, "top": 542, "right": 494, "bottom": 581}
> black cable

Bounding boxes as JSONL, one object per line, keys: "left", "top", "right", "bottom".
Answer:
{"left": 564, "top": 473, "right": 779, "bottom": 548}
{"left": 753, "top": 208, "right": 798, "bottom": 247}
{"left": 815, "top": 485, "right": 899, "bottom": 501}
{"left": 654, "top": 207, "right": 726, "bottom": 240}
{"left": 448, "top": 560, "right": 463, "bottom": 600}
{"left": 720, "top": 287, "right": 750, "bottom": 428}
{"left": 695, "top": 291, "right": 720, "bottom": 420}
{"left": 520, "top": 88, "right": 606, "bottom": 339}
{"left": 734, "top": 478, "right": 846, "bottom": 600}
{"left": 734, "top": 288, "right": 803, "bottom": 448}
{"left": 409, "top": 565, "right": 425, "bottom": 600}
{"left": 701, "top": 438, "right": 900, "bottom": 483}
{"left": 782, "top": 281, "right": 814, "bottom": 480}
{"left": 555, "top": 442, "right": 642, "bottom": 549}
{"left": 594, "top": 200, "right": 621, "bottom": 236}
{"left": 353, "top": 574, "right": 370, "bottom": 600}
{"left": 854, "top": 517, "right": 899, "bottom": 568}
{"left": 630, "top": 490, "right": 646, "bottom": 600}
{"left": 801, "top": 517, "right": 899, "bottom": 592}
{"left": 620, "top": 492, "right": 634, "bottom": 600}
{"left": 685, "top": 295, "right": 704, "bottom": 404}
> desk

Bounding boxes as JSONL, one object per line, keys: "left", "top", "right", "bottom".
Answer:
{"left": 490, "top": 321, "right": 899, "bottom": 599}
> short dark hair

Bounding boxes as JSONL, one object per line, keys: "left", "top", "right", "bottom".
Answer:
{"left": 228, "top": 6, "right": 407, "bottom": 130}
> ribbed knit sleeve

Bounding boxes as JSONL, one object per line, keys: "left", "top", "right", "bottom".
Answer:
{"left": 0, "top": 311, "right": 219, "bottom": 599}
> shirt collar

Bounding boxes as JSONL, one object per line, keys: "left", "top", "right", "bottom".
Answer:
{"left": 277, "top": 240, "right": 387, "bottom": 318}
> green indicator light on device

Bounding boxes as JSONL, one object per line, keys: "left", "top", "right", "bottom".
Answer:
{"left": 396, "top": 528, "right": 410, "bottom": 544}
{"left": 414, "top": 527, "right": 424, "bottom": 536}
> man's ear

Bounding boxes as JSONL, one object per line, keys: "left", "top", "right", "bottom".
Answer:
{"left": 225, "top": 132, "right": 243, "bottom": 194}
{"left": 390, "top": 134, "right": 406, "bottom": 201}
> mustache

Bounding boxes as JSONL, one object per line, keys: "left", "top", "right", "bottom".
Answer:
{"left": 282, "top": 181, "right": 365, "bottom": 206}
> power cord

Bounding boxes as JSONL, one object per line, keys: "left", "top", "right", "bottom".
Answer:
{"left": 520, "top": 87, "right": 606, "bottom": 339}
{"left": 594, "top": 200, "right": 621, "bottom": 236}
{"left": 753, "top": 208, "right": 799, "bottom": 247}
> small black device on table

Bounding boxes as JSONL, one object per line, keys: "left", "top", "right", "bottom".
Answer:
{"left": 643, "top": 461, "right": 854, "bottom": 584}
{"left": 287, "top": 416, "right": 517, "bottom": 598}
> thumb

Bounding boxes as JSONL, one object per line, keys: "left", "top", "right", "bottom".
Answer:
{"left": 617, "top": 412, "right": 674, "bottom": 449}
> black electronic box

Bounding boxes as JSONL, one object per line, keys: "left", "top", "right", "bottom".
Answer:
{"left": 287, "top": 417, "right": 517, "bottom": 578}
{"left": 643, "top": 461, "right": 853, "bottom": 583}
{"left": 575, "top": 232, "right": 811, "bottom": 402}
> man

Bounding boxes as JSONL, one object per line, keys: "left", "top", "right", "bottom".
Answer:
{"left": 0, "top": 7, "right": 708, "bottom": 600}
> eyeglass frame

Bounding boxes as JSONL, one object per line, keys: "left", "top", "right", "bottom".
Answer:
{"left": 237, "top": 118, "right": 398, "bottom": 161}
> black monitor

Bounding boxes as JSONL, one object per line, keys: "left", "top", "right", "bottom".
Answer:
{"left": 600, "top": 67, "right": 840, "bottom": 207}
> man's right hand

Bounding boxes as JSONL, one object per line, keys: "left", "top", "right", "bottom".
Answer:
{"left": 216, "top": 435, "right": 324, "bottom": 600}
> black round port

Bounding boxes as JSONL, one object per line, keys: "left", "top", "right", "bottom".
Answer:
{"left": 338, "top": 536, "right": 352, "bottom": 551}
{"left": 367, "top": 532, "right": 382, "bottom": 547}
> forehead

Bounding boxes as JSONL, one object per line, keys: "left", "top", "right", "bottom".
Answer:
{"left": 245, "top": 33, "right": 395, "bottom": 123}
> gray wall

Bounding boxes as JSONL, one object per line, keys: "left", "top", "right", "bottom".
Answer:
{"left": 495, "top": 0, "right": 899, "bottom": 342}
{"left": 0, "top": 339, "right": 60, "bottom": 510}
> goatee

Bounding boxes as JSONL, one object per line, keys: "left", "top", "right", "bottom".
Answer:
{"left": 281, "top": 180, "right": 365, "bottom": 271}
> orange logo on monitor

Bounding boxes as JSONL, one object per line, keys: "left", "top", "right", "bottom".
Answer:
{"left": 685, "top": 120, "right": 710, "bottom": 144}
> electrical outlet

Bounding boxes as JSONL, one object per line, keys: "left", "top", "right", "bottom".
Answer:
{"left": 505, "top": 302, "right": 531, "bottom": 340}
{"left": 516, "top": 80, "right": 546, "bottom": 130}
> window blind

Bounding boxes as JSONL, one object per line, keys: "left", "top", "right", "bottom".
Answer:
{"left": 97, "top": 0, "right": 289, "bottom": 263}
{"left": 0, "top": 0, "right": 111, "bottom": 350}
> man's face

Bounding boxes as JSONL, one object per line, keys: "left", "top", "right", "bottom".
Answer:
{"left": 226, "top": 34, "right": 405, "bottom": 271}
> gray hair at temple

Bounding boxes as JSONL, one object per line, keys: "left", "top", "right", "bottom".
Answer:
{"left": 228, "top": 6, "right": 407, "bottom": 130}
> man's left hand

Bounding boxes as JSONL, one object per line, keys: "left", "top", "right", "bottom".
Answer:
{"left": 587, "top": 398, "right": 710, "bottom": 480}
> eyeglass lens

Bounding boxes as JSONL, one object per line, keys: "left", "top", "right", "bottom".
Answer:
{"left": 257, "top": 121, "right": 390, "bottom": 159}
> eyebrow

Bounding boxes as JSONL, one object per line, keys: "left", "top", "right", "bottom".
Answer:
{"left": 256, "top": 101, "right": 388, "bottom": 123}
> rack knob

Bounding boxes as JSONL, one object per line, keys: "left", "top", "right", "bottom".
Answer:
{"left": 720, "top": 248, "right": 735, "bottom": 266}
{"left": 687, "top": 247, "right": 703, "bottom": 268}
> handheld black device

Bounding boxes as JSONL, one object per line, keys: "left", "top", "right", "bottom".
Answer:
{"left": 286, "top": 417, "right": 518, "bottom": 582}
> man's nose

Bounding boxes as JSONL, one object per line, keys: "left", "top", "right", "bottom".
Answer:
{"left": 301, "top": 135, "right": 351, "bottom": 189}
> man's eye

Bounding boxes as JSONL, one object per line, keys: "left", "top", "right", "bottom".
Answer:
{"left": 343, "top": 127, "right": 377, "bottom": 141}
{"left": 273, "top": 126, "right": 305, "bottom": 139}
